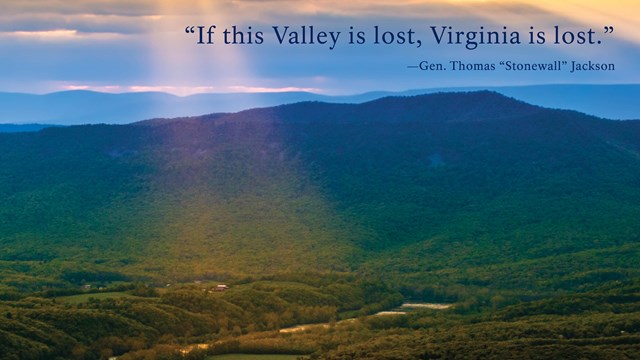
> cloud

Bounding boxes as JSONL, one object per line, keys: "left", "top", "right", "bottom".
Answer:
{"left": 227, "top": 0, "right": 548, "bottom": 21}
{"left": 0, "top": 0, "right": 157, "bottom": 17}
{"left": 0, "top": 13, "right": 163, "bottom": 35}
{"left": 0, "top": 1, "right": 637, "bottom": 95}
{"left": 0, "top": 29, "right": 125, "bottom": 42}
{"left": 128, "top": 85, "right": 219, "bottom": 95}
{"left": 60, "top": 84, "right": 124, "bottom": 92}
{"left": 227, "top": 85, "right": 323, "bottom": 93}
{"left": 0, "top": 1, "right": 162, "bottom": 41}
{"left": 55, "top": 84, "right": 323, "bottom": 96}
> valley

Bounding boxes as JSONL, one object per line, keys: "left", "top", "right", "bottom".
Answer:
{"left": 1, "top": 91, "right": 639, "bottom": 359}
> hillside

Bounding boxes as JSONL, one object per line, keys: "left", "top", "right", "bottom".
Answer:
{"left": 2, "top": 91, "right": 640, "bottom": 359}
{"left": 0, "top": 91, "right": 639, "bottom": 297}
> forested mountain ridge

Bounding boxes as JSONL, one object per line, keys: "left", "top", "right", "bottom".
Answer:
{"left": 1, "top": 91, "right": 640, "bottom": 359}
{"left": 1, "top": 91, "right": 639, "bottom": 292}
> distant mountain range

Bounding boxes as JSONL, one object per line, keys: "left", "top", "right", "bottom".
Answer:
{"left": 1, "top": 91, "right": 639, "bottom": 295}
{"left": 0, "top": 124, "right": 61, "bottom": 133}
{"left": 0, "top": 84, "right": 638, "bottom": 127}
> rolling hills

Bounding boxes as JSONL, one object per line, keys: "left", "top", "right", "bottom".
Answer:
{"left": 2, "top": 91, "right": 640, "bottom": 359}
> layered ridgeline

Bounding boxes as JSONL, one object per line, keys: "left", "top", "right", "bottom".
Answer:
{"left": 1, "top": 91, "right": 640, "bottom": 298}
{"left": 1, "top": 85, "right": 640, "bottom": 126}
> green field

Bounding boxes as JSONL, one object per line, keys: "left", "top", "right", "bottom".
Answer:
{"left": 56, "top": 291, "right": 141, "bottom": 304}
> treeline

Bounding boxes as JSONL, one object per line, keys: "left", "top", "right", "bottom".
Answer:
{"left": 0, "top": 276, "right": 401, "bottom": 359}
{"left": 177, "top": 280, "right": 639, "bottom": 360}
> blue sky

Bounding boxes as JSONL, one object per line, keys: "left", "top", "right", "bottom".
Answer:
{"left": 0, "top": 0, "right": 638, "bottom": 95}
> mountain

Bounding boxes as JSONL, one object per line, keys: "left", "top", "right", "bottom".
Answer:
{"left": 1, "top": 91, "right": 639, "bottom": 297}
{"left": 0, "top": 124, "right": 61, "bottom": 133}
{"left": 0, "top": 90, "right": 335, "bottom": 125}
{"left": 0, "top": 84, "right": 638, "bottom": 125}
{"left": 2, "top": 91, "right": 640, "bottom": 359}
{"left": 473, "top": 84, "right": 640, "bottom": 120}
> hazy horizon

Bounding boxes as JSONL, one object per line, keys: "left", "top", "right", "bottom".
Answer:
{"left": 1, "top": 84, "right": 639, "bottom": 126}
{"left": 0, "top": 82, "right": 638, "bottom": 97}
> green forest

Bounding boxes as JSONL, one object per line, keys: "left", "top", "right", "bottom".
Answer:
{"left": 1, "top": 92, "right": 639, "bottom": 358}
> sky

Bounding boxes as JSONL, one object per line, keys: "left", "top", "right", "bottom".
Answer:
{"left": 0, "top": 0, "right": 638, "bottom": 95}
